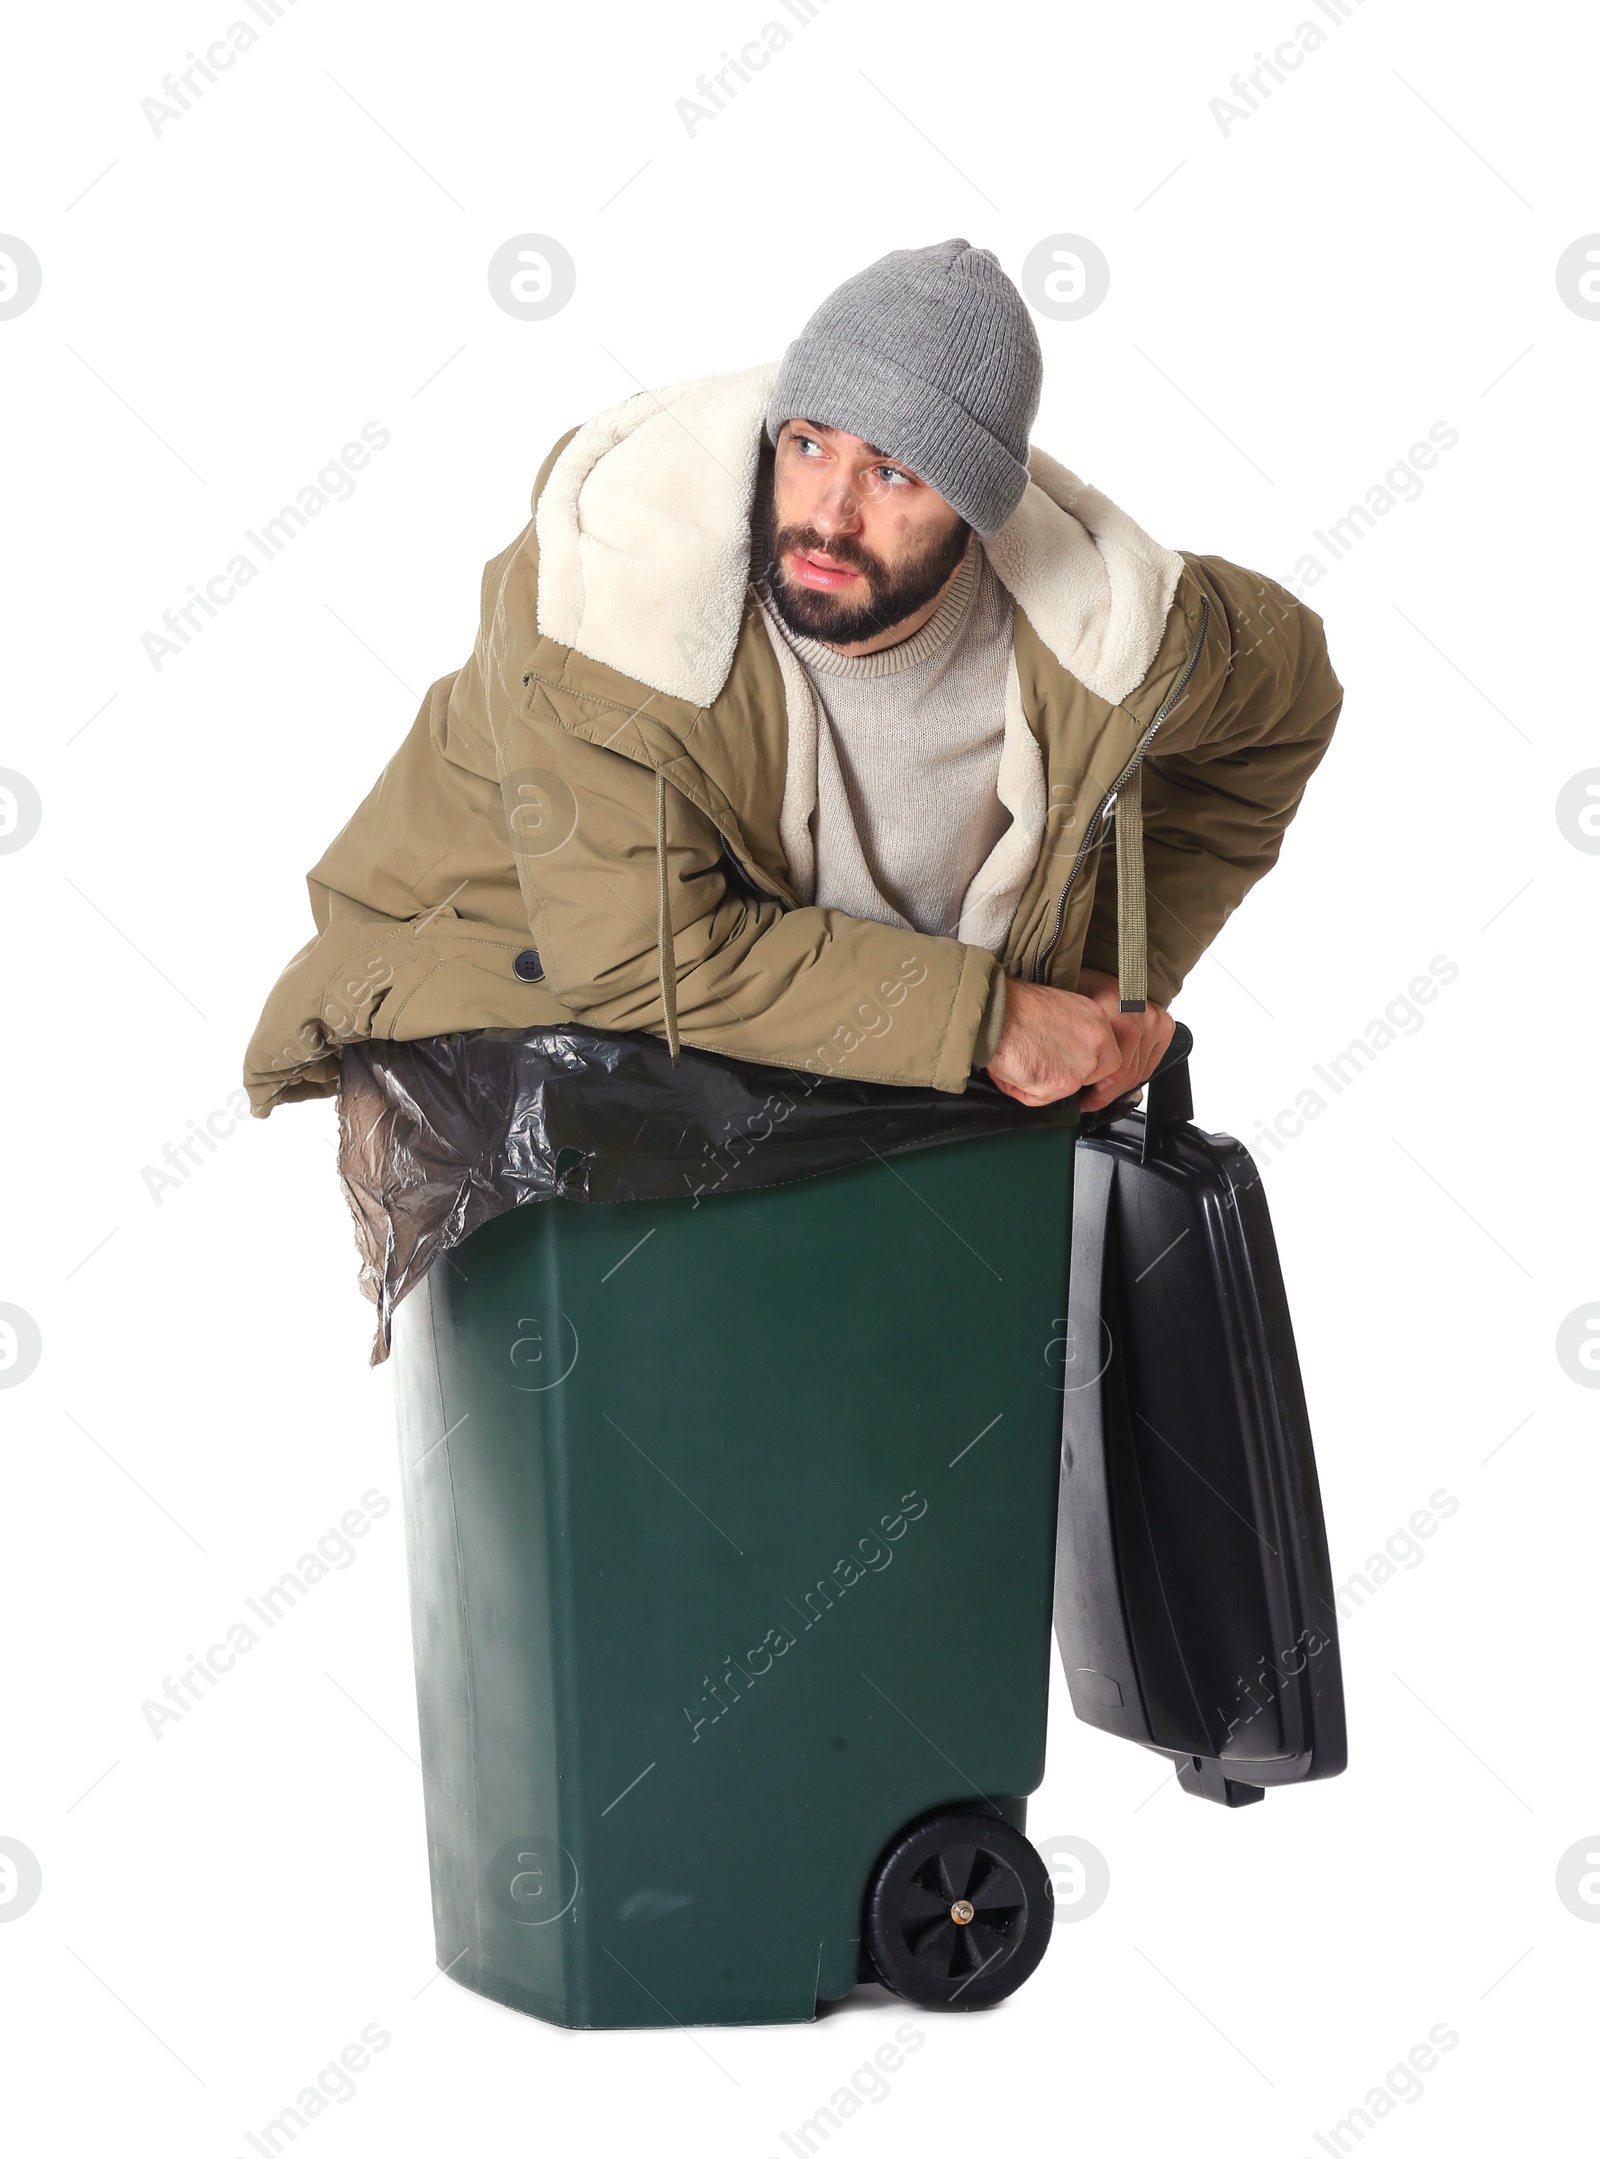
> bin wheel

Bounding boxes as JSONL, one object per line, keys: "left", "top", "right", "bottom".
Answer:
{"left": 862, "top": 1809, "right": 1053, "bottom": 2011}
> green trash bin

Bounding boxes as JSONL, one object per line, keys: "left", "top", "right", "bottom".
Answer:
{"left": 391, "top": 1117, "right": 1075, "bottom": 2027}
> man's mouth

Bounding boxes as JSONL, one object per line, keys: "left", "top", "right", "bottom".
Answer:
{"left": 788, "top": 547, "right": 865, "bottom": 592}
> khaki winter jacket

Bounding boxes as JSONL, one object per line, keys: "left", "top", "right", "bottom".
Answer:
{"left": 244, "top": 364, "right": 1341, "bottom": 1113}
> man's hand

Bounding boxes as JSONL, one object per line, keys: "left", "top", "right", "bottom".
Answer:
{"left": 985, "top": 969, "right": 1174, "bottom": 1111}
{"left": 1069, "top": 967, "right": 1175, "bottom": 1112}
{"left": 985, "top": 977, "right": 1131, "bottom": 1107}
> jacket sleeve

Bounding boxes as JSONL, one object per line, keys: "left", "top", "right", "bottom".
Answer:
{"left": 498, "top": 690, "right": 997, "bottom": 1096}
{"left": 1079, "top": 554, "right": 1342, "bottom": 1005}
{"left": 241, "top": 661, "right": 573, "bottom": 1114}
{"left": 501, "top": 685, "right": 1000, "bottom": 1095}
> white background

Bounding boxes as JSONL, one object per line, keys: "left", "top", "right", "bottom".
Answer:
{"left": 2, "top": 1, "right": 1596, "bottom": 2152}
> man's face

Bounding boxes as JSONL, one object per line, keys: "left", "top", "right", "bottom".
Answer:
{"left": 766, "top": 420, "right": 970, "bottom": 647}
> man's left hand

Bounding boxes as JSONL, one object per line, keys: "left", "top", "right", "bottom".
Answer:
{"left": 1072, "top": 968, "right": 1176, "bottom": 1112}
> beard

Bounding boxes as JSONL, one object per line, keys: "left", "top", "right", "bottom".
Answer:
{"left": 764, "top": 508, "right": 971, "bottom": 646}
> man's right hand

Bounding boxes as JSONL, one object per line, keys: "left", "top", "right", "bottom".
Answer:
{"left": 985, "top": 977, "right": 1134, "bottom": 1108}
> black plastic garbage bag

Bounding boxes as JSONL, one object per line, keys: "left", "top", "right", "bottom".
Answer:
{"left": 337, "top": 1027, "right": 1079, "bottom": 1362}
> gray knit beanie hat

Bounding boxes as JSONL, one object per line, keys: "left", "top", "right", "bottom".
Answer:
{"left": 764, "top": 238, "right": 1043, "bottom": 537}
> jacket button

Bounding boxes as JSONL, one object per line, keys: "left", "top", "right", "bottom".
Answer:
{"left": 513, "top": 948, "right": 544, "bottom": 982}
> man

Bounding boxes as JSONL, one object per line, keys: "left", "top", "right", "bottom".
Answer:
{"left": 244, "top": 240, "right": 1340, "bottom": 1118}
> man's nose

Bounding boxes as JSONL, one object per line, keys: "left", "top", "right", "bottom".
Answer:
{"left": 811, "top": 481, "right": 864, "bottom": 538}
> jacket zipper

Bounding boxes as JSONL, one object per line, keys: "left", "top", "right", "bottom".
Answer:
{"left": 1030, "top": 594, "right": 1210, "bottom": 984}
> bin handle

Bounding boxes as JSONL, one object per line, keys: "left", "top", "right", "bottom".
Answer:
{"left": 1078, "top": 1020, "right": 1193, "bottom": 1144}
{"left": 1144, "top": 1022, "right": 1194, "bottom": 1138}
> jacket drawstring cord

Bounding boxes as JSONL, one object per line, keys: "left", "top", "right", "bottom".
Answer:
{"left": 1115, "top": 766, "right": 1148, "bottom": 1014}
{"left": 656, "top": 768, "right": 681, "bottom": 1063}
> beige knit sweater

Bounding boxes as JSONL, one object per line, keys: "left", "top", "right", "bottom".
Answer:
{"left": 766, "top": 537, "right": 1016, "bottom": 929}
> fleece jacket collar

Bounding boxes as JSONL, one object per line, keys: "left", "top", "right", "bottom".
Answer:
{"left": 533, "top": 361, "right": 1185, "bottom": 713}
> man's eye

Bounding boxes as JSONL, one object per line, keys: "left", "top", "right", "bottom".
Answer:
{"left": 876, "top": 466, "right": 909, "bottom": 487}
